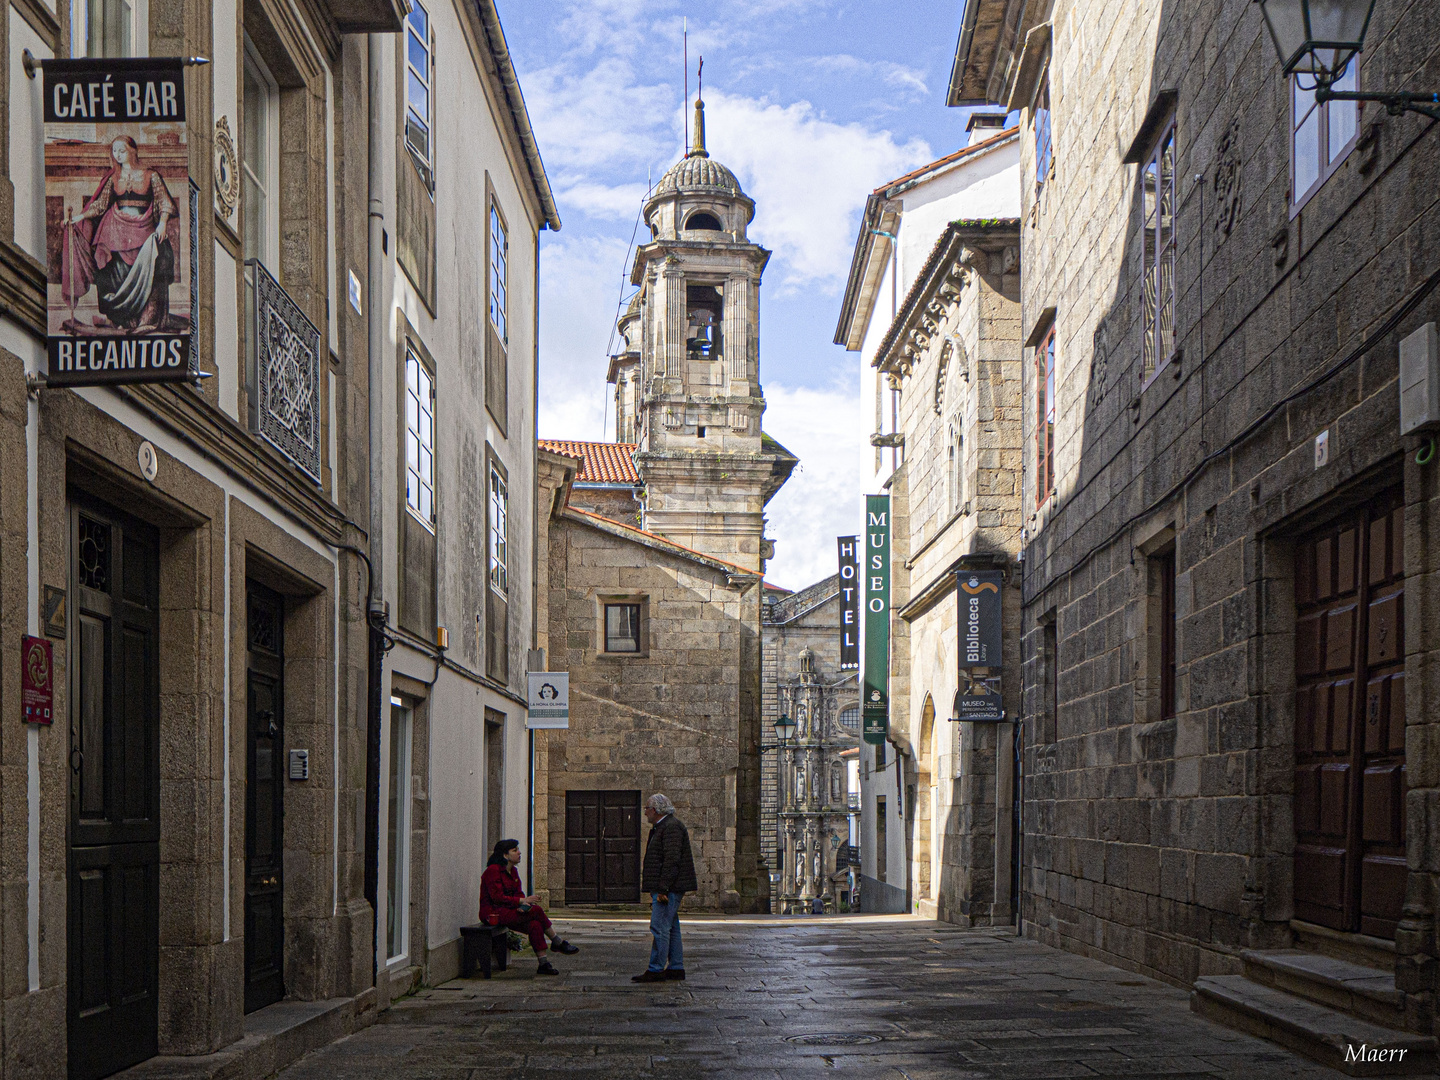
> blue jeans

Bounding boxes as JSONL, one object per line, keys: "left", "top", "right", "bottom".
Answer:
{"left": 647, "top": 892, "right": 683, "bottom": 972}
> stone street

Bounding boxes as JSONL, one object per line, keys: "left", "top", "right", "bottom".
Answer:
{"left": 275, "top": 915, "right": 1337, "bottom": 1079}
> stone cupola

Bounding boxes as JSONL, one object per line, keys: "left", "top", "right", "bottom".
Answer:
{"left": 623, "top": 93, "right": 796, "bottom": 573}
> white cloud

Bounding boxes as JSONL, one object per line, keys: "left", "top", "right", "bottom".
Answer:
{"left": 553, "top": 180, "right": 650, "bottom": 222}
{"left": 700, "top": 91, "right": 931, "bottom": 290}
{"left": 537, "top": 233, "right": 634, "bottom": 442}
{"left": 522, "top": 57, "right": 674, "bottom": 174}
{"left": 761, "top": 376, "right": 865, "bottom": 591}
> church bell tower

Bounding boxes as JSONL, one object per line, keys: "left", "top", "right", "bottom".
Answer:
{"left": 621, "top": 95, "right": 795, "bottom": 573}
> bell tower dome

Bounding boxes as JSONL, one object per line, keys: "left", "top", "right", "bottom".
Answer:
{"left": 625, "top": 95, "right": 795, "bottom": 573}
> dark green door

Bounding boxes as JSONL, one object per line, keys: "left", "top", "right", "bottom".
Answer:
{"left": 67, "top": 500, "right": 160, "bottom": 1080}
{"left": 244, "top": 583, "right": 285, "bottom": 1012}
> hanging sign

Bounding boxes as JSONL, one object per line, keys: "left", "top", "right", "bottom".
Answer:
{"left": 43, "top": 58, "right": 193, "bottom": 387}
{"left": 837, "top": 535, "right": 859, "bottom": 670}
{"left": 958, "top": 570, "right": 1003, "bottom": 667}
{"left": 861, "top": 496, "right": 890, "bottom": 745}
{"left": 21, "top": 636, "right": 54, "bottom": 725}
{"left": 955, "top": 570, "right": 1004, "bottom": 721}
{"left": 526, "top": 671, "right": 569, "bottom": 729}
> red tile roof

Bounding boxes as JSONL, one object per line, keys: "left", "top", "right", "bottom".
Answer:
{"left": 538, "top": 440, "right": 640, "bottom": 484}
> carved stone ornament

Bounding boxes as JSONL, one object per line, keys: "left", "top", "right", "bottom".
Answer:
{"left": 1214, "top": 116, "right": 1242, "bottom": 237}
{"left": 252, "top": 261, "right": 322, "bottom": 481}
{"left": 214, "top": 116, "right": 239, "bottom": 222}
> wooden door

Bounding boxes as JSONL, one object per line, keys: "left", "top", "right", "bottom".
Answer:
{"left": 244, "top": 584, "right": 285, "bottom": 1013}
{"left": 565, "top": 791, "right": 640, "bottom": 904}
{"left": 1294, "top": 488, "right": 1407, "bottom": 937}
{"left": 599, "top": 792, "right": 640, "bottom": 902}
{"left": 68, "top": 501, "right": 160, "bottom": 1080}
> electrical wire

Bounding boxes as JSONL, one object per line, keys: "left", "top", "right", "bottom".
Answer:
{"left": 601, "top": 195, "right": 648, "bottom": 441}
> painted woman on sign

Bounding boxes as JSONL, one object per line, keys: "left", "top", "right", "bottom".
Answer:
{"left": 61, "top": 135, "right": 177, "bottom": 333}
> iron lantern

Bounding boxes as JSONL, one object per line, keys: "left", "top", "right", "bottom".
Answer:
{"left": 1254, "top": 0, "right": 1440, "bottom": 117}
{"left": 1254, "top": 0, "right": 1375, "bottom": 84}
{"left": 774, "top": 713, "right": 796, "bottom": 744}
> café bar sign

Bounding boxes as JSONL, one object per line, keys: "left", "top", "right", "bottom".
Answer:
{"left": 43, "top": 58, "right": 194, "bottom": 387}
{"left": 955, "top": 570, "right": 1004, "bottom": 722}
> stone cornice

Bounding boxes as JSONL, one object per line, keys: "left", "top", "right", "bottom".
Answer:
{"left": 0, "top": 241, "right": 46, "bottom": 338}
{"left": 115, "top": 383, "right": 349, "bottom": 542}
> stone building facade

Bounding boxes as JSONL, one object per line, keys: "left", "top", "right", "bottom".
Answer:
{"left": 0, "top": 0, "right": 556, "bottom": 1074}
{"left": 371, "top": 0, "right": 559, "bottom": 1003}
{"left": 535, "top": 448, "right": 762, "bottom": 912}
{"left": 836, "top": 125, "right": 1023, "bottom": 919}
{"left": 531, "top": 100, "right": 793, "bottom": 914}
{"left": 760, "top": 576, "right": 860, "bottom": 913}
{"left": 954, "top": 0, "right": 1440, "bottom": 1057}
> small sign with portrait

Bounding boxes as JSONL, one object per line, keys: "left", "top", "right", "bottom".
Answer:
{"left": 526, "top": 671, "right": 569, "bottom": 729}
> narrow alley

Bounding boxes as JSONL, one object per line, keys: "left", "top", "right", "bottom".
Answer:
{"left": 274, "top": 916, "right": 1325, "bottom": 1079}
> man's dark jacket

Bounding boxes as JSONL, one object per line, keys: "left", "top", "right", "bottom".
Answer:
{"left": 642, "top": 813, "right": 698, "bottom": 895}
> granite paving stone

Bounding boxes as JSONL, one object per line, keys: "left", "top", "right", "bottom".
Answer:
{"left": 273, "top": 915, "right": 1385, "bottom": 1078}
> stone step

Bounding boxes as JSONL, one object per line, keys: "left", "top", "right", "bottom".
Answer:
{"left": 1292, "top": 919, "right": 1398, "bottom": 972}
{"left": 110, "top": 995, "right": 371, "bottom": 1080}
{"left": 1243, "top": 949, "right": 1406, "bottom": 1028}
{"left": 1192, "top": 975, "right": 1436, "bottom": 1077}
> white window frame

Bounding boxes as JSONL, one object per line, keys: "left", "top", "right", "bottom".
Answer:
{"left": 405, "top": 349, "right": 435, "bottom": 530}
{"left": 385, "top": 696, "right": 412, "bottom": 965}
{"left": 404, "top": 0, "right": 434, "bottom": 186}
{"left": 489, "top": 203, "right": 508, "bottom": 345}
{"left": 1291, "top": 65, "right": 1360, "bottom": 216}
{"left": 489, "top": 464, "right": 508, "bottom": 594}
{"left": 241, "top": 39, "right": 280, "bottom": 270}
{"left": 72, "top": 0, "right": 146, "bottom": 59}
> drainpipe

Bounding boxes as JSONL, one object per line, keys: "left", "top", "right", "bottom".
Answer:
{"left": 363, "top": 31, "right": 387, "bottom": 982}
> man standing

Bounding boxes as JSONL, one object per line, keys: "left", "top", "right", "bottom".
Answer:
{"left": 632, "top": 793, "right": 697, "bottom": 983}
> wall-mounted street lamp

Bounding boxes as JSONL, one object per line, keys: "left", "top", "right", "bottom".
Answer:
{"left": 760, "top": 713, "right": 796, "bottom": 752}
{"left": 1255, "top": 0, "right": 1440, "bottom": 119}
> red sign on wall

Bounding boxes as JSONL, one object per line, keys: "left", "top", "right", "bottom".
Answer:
{"left": 22, "top": 636, "right": 54, "bottom": 725}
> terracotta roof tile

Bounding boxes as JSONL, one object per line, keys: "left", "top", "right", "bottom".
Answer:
{"left": 537, "top": 440, "right": 640, "bottom": 484}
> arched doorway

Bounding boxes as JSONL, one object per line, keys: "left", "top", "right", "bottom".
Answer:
{"left": 917, "top": 695, "right": 936, "bottom": 900}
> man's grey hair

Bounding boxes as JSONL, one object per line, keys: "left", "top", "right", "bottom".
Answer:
{"left": 646, "top": 793, "right": 675, "bottom": 815}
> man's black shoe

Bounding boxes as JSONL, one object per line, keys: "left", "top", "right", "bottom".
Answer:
{"left": 631, "top": 970, "right": 667, "bottom": 983}
{"left": 536, "top": 960, "right": 560, "bottom": 976}
{"left": 664, "top": 969, "right": 685, "bottom": 980}
{"left": 552, "top": 939, "right": 579, "bottom": 954}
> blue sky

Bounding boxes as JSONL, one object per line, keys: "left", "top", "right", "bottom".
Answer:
{"left": 495, "top": 0, "right": 996, "bottom": 589}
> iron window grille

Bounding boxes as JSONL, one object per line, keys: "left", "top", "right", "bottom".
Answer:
{"left": 1141, "top": 120, "right": 1177, "bottom": 384}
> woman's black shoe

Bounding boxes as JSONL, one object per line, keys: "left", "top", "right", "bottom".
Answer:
{"left": 664, "top": 969, "right": 685, "bottom": 980}
{"left": 552, "top": 939, "right": 579, "bottom": 954}
{"left": 536, "top": 960, "right": 559, "bottom": 976}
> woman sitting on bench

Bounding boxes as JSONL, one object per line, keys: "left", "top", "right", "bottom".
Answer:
{"left": 479, "top": 839, "right": 578, "bottom": 976}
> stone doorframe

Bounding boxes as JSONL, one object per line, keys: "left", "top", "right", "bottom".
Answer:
{"left": 1253, "top": 456, "right": 1438, "bottom": 1029}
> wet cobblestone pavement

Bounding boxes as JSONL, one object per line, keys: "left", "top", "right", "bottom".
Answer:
{"left": 278, "top": 915, "right": 1337, "bottom": 1078}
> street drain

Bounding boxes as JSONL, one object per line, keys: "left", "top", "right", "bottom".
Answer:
{"left": 783, "top": 1034, "right": 882, "bottom": 1046}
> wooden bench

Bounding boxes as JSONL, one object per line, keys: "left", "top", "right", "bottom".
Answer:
{"left": 459, "top": 923, "right": 510, "bottom": 978}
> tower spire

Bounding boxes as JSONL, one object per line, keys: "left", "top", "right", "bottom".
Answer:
{"left": 689, "top": 57, "right": 708, "bottom": 159}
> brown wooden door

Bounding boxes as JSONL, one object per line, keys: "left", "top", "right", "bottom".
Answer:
{"left": 244, "top": 584, "right": 285, "bottom": 1013}
{"left": 1294, "top": 488, "right": 1406, "bottom": 937}
{"left": 68, "top": 500, "right": 160, "bottom": 1080}
{"left": 565, "top": 791, "right": 640, "bottom": 904}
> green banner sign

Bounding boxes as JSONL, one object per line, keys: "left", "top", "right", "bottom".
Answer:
{"left": 862, "top": 495, "right": 890, "bottom": 745}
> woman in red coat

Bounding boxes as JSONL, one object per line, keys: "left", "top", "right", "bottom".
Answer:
{"left": 479, "top": 839, "right": 578, "bottom": 975}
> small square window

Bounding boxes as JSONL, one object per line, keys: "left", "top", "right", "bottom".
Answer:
{"left": 604, "top": 603, "right": 641, "bottom": 653}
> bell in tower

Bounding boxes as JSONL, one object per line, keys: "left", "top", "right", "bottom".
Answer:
{"left": 621, "top": 88, "right": 796, "bottom": 573}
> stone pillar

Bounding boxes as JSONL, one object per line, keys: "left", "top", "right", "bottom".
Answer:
{"left": 725, "top": 273, "right": 750, "bottom": 390}
{"left": 662, "top": 266, "right": 685, "bottom": 384}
